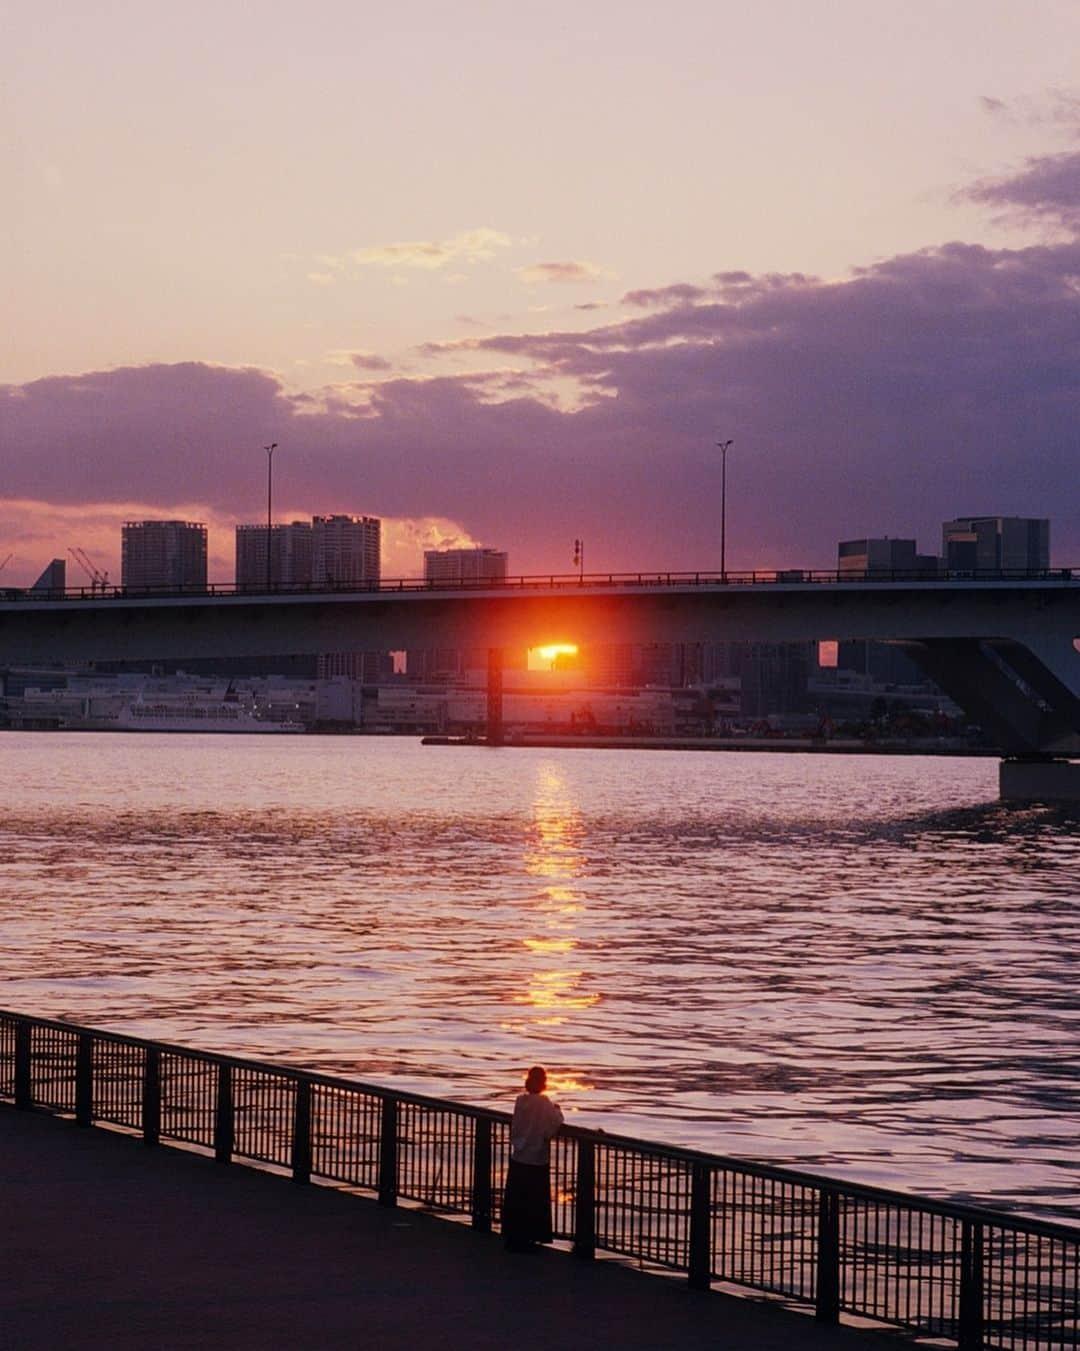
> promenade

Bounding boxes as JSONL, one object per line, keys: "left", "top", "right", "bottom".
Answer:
{"left": 1, "top": 1107, "right": 903, "bottom": 1351}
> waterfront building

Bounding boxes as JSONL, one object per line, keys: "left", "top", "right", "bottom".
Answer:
{"left": 423, "top": 547, "right": 508, "bottom": 583}
{"left": 235, "top": 522, "right": 313, "bottom": 589}
{"left": 941, "top": 516, "right": 1050, "bottom": 572}
{"left": 837, "top": 537, "right": 938, "bottom": 575}
{"left": 121, "top": 520, "right": 207, "bottom": 590}
{"left": 739, "top": 642, "right": 813, "bottom": 718}
{"left": 580, "top": 643, "right": 702, "bottom": 689}
{"left": 316, "top": 651, "right": 393, "bottom": 683}
{"left": 313, "top": 514, "right": 381, "bottom": 584}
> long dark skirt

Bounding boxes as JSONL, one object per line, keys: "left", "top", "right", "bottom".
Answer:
{"left": 502, "top": 1159, "right": 553, "bottom": 1247}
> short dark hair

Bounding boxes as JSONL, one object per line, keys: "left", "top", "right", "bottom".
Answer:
{"left": 525, "top": 1065, "right": 547, "bottom": 1093}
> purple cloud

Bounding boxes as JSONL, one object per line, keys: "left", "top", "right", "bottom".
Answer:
{"left": 3, "top": 237, "right": 1079, "bottom": 574}
{"left": 963, "top": 150, "right": 1080, "bottom": 231}
{"left": 622, "top": 283, "right": 708, "bottom": 308}
{"left": 350, "top": 352, "right": 392, "bottom": 372}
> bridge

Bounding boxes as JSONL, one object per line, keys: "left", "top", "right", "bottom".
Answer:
{"left": 3, "top": 568, "right": 1079, "bottom": 799}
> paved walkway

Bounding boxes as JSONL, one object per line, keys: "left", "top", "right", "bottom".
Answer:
{"left": 1, "top": 1107, "right": 905, "bottom": 1350}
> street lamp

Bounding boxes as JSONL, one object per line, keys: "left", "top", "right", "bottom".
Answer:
{"left": 264, "top": 442, "right": 278, "bottom": 590}
{"left": 717, "top": 438, "right": 734, "bottom": 581}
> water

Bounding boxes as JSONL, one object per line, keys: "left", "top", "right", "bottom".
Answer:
{"left": 2, "top": 732, "right": 1078, "bottom": 1222}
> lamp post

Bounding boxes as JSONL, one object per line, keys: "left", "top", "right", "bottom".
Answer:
{"left": 717, "top": 438, "right": 734, "bottom": 581}
{"left": 264, "top": 442, "right": 278, "bottom": 590}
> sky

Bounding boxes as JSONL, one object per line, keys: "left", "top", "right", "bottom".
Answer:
{"left": 2, "top": 0, "right": 1079, "bottom": 584}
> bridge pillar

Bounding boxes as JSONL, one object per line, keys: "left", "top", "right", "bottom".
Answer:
{"left": 1000, "top": 758, "right": 1080, "bottom": 804}
{"left": 486, "top": 648, "right": 504, "bottom": 747}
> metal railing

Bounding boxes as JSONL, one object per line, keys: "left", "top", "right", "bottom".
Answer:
{"left": 1, "top": 1010, "right": 1076, "bottom": 1349}
{"left": 2, "top": 566, "right": 1078, "bottom": 604}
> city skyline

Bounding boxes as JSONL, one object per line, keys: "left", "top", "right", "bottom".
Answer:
{"left": 3, "top": 3, "right": 1079, "bottom": 585}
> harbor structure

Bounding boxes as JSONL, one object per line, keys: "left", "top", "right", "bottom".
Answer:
{"left": 2, "top": 570, "right": 1078, "bottom": 798}
{"left": 121, "top": 520, "right": 207, "bottom": 590}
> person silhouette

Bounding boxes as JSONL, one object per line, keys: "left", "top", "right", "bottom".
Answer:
{"left": 502, "top": 1065, "right": 564, "bottom": 1253}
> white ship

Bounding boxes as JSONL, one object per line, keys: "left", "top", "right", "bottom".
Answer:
{"left": 114, "top": 697, "right": 305, "bottom": 733}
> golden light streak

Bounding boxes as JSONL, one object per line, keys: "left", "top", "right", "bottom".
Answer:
{"left": 517, "top": 762, "right": 600, "bottom": 1017}
{"left": 522, "top": 936, "right": 576, "bottom": 954}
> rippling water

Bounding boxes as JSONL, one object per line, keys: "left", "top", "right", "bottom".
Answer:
{"left": 2, "top": 732, "right": 1078, "bottom": 1221}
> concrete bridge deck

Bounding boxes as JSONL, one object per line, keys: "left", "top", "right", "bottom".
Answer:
{"left": 1, "top": 1106, "right": 903, "bottom": 1351}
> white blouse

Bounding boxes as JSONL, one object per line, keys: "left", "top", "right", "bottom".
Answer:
{"left": 510, "top": 1091, "right": 564, "bottom": 1165}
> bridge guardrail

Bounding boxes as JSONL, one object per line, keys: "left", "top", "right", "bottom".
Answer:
{"left": 1, "top": 1009, "right": 1076, "bottom": 1348}
{"left": 2, "top": 566, "right": 1078, "bottom": 604}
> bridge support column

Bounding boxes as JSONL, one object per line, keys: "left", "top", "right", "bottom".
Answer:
{"left": 1000, "top": 758, "right": 1080, "bottom": 804}
{"left": 486, "top": 648, "right": 504, "bottom": 746}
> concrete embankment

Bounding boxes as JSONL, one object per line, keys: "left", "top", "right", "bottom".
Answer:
{"left": 1, "top": 1106, "right": 902, "bottom": 1351}
{"left": 423, "top": 733, "right": 996, "bottom": 755}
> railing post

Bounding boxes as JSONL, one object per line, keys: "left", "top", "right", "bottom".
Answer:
{"left": 471, "top": 1117, "right": 492, "bottom": 1231}
{"left": 378, "top": 1097, "right": 398, "bottom": 1207}
{"left": 815, "top": 1190, "right": 841, "bottom": 1323}
{"left": 214, "top": 1063, "right": 233, "bottom": 1164}
{"left": 291, "top": 1080, "right": 312, "bottom": 1185}
{"left": 15, "top": 1022, "right": 32, "bottom": 1110}
{"left": 573, "top": 1136, "right": 596, "bottom": 1260}
{"left": 142, "top": 1046, "right": 160, "bottom": 1146}
{"left": 75, "top": 1033, "right": 93, "bottom": 1127}
{"left": 688, "top": 1161, "right": 712, "bottom": 1290}
{"left": 957, "top": 1220, "right": 985, "bottom": 1350}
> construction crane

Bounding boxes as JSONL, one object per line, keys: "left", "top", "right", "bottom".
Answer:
{"left": 68, "top": 547, "right": 110, "bottom": 593}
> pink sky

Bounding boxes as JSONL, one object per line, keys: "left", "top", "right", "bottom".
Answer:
{"left": 3, "top": 1, "right": 1078, "bottom": 584}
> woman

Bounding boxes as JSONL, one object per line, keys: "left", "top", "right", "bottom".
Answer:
{"left": 502, "top": 1065, "right": 564, "bottom": 1252}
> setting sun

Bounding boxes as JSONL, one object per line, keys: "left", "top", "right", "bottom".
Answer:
{"left": 529, "top": 643, "right": 579, "bottom": 670}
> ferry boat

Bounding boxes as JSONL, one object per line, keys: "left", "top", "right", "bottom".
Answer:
{"left": 113, "top": 697, "right": 305, "bottom": 733}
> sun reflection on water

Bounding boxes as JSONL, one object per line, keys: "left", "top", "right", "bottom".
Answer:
{"left": 516, "top": 762, "right": 600, "bottom": 1077}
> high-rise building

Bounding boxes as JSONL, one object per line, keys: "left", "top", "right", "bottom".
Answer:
{"left": 941, "top": 517, "right": 1050, "bottom": 572}
{"left": 313, "top": 514, "right": 381, "bottom": 584}
{"left": 423, "top": 547, "right": 508, "bottom": 583}
{"left": 835, "top": 538, "right": 936, "bottom": 684}
{"left": 235, "top": 522, "right": 313, "bottom": 590}
{"left": 410, "top": 547, "right": 505, "bottom": 679}
{"left": 122, "top": 520, "right": 207, "bottom": 590}
{"left": 837, "top": 538, "right": 939, "bottom": 575}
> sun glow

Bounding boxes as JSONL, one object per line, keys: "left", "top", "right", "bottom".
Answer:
{"left": 529, "top": 642, "right": 579, "bottom": 670}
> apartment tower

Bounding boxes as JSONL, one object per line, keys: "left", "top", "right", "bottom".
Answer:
{"left": 121, "top": 520, "right": 207, "bottom": 590}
